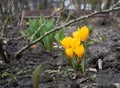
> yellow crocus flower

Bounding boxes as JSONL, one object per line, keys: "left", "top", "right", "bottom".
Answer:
{"left": 74, "top": 44, "right": 84, "bottom": 58}
{"left": 60, "top": 36, "right": 73, "bottom": 49}
{"left": 78, "top": 25, "right": 89, "bottom": 42}
{"left": 72, "top": 31, "right": 80, "bottom": 39}
{"left": 72, "top": 38, "right": 81, "bottom": 49}
{"left": 65, "top": 48, "right": 74, "bottom": 59}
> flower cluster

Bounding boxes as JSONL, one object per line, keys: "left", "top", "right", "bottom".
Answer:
{"left": 60, "top": 25, "right": 89, "bottom": 75}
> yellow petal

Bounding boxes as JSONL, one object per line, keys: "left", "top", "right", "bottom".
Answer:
{"left": 74, "top": 45, "right": 84, "bottom": 58}
{"left": 65, "top": 48, "right": 73, "bottom": 59}
{"left": 72, "top": 38, "right": 81, "bottom": 49}
{"left": 60, "top": 36, "right": 73, "bottom": 48}
{"left": 78, "top": 25, "right": 89, "bottom": 42}
{"left": 72, "top": 31, "right": 79, "bottom": 39}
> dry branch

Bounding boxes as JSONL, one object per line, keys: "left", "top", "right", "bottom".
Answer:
{"left": 15, "top": 6, "right": 120, "bottom": 58}
{"left": 0, "top": 0, "right": 15, "bottom": 63}
{"left": 1, "top": 0, "right": 15, "bottom": 37}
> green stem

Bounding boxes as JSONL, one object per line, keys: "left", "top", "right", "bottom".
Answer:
{"left": 81, "top": 58, "right": 86, "bottom": 76}
{"left": 81, "top": 42, "right": 87, "bottom": 75}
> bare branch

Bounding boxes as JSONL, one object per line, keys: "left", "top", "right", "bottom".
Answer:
{"left": 1, "top": 0, "right": 15, "bottom": 37}
{"left": 110, "top": 0, "right": 120, "bottom": 9}
{"left": 14, "top": 6, "right": 120, "bottom": 58}
{"left": 31, "top": 22, "right": 47, "bottom": 41}
{"left": 0, "top": 0, "right": 15, "bottom": 63}
{"left": 19, "top": 10, "right": 25, "bottom": 27}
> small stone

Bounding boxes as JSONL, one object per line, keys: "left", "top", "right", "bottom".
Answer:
{"left": 113, "top": 83, "right": 120, "bottom": 88}
{"left": 88, "top": 68, "right": 97, "bottom": 72}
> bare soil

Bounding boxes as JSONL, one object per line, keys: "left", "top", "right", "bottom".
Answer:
{"left": 0, "top": 18, "right": 120, "bottom": 88}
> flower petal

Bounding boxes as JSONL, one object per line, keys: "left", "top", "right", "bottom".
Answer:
{"left": 74, "top": 44, "right": 84, "bottom": 58}
{"left": 78, "top": 25, "right": 89, "bottom": 42}
{"left": 60, "top": 36, "right": 73, "bottom": 48}
{"left": 72, "top": 31, "right": 79, "bottom": 39}
{"left": 72, "top": 38, "right": 81, "bottom": 49}
{"left": 65, "top": 48, "right": 73, "bottom": 59}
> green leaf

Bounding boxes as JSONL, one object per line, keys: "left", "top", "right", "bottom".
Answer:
{"left": 32, "top": 65, "right": 42, "bottom": 88}
{"left": 20, "top": 13, "right": 56, "bottom": 50}
{"left": 43, "top": 36, "right": 52, "bottom": 50}
{"left": 29, "top": 19, "right": 39, "bottom": 34}
{"left": 87, "top": 25, "right": 93, "bottom": 31}
{"left": 55, "top": 28, "right": 65, "bottom": 44}
{"left": 40, "top": 18, "right": 55, "bottom": 50}
{"left": 16, "top": 69, "right": 24, "bottom": 76}
{"left": 20, "top": 29, "right": 32, "bottom": 40}
{"left": 1, "top": 71, "right": 9, "bottom": 78}
{"left": 20, "top": 30, "right": 27, "bottom": 37}
{"left": 39, "top": 13, "right": 46, "bottom": 23}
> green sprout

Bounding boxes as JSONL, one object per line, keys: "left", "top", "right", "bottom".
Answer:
{"left": 21, "top": 14, "right": 55, "bottom": 50}
{"left": 32, "top": 64, "right": 42, "bottom": 88}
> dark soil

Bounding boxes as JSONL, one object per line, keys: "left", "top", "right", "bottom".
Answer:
{"left": 0, "top": 18, "right": 120, "bottom": 88}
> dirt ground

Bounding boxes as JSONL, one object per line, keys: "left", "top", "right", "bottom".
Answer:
{"left": 0, "top": 17, "right": 120, "bottom": 88}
